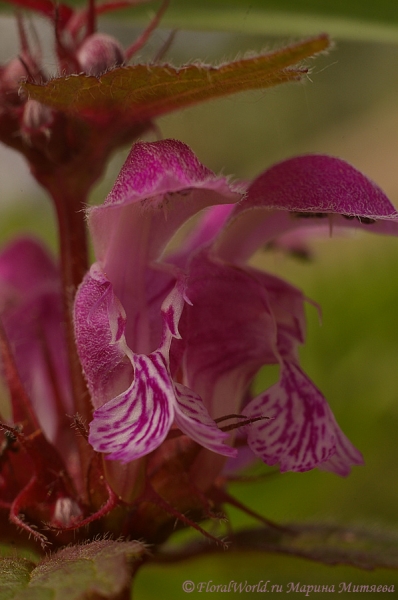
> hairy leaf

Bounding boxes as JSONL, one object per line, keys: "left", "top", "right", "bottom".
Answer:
{"left": 0, "top": 539, "right": 147, "bottom": 600}
{"left": 24, "top": 35, "right": 329, "bottom": 120}
{"left": 0, "top": 558, "right": 36, "bottom": 600}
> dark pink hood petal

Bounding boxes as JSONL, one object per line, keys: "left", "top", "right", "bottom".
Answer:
{"left": 244, "top": 155, "right": 397, "bottom": 216}
{"left": 215, "top": 155, "right": 398, "bottom": 262}
{"left": 89, "top": 139, "right": 239, "bottom": 268}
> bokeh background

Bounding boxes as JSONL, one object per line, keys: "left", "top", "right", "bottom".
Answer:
{"left": 1, "top": 1, "right": 398, "bottom": 596}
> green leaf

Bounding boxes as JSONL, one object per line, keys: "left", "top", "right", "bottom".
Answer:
{"left": 233, "top": 524, "right": 398, "bottom": 569}
{"left": 0, "top": 539, "right": 147, "bottom": 600}
{"left": 161, "top": 0, "right": 398, "bottom": 43}
{"left": 0, "top": 558, "right": 36, "bottom": 600}
{"left": 24, "top": 35, "right": 329, "bottom": 119}
{"left": 157, "top": 523, "right": 398, "bottom": 570}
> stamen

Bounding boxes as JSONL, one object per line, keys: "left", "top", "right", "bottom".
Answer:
{"left": 219, "top": 416, "right": 271, "bottom": 433}
{"left": 0, "top": 423, "right": 22, "bottom": 471}
{"left": 214, "top": 414, "right": 249, "bottom": 424}
{"left": 69, "top": 413, "right": 89, "bottom": 440}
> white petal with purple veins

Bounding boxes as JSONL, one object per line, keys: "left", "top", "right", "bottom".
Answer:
{"left": 244, "top": 362, "right": 361, "bottom": 474}
{"left": 89, "top": 351, "right": 174, "bottom": 462}
{"left": 174, "top": 383, "right": 236, "bottom": 457}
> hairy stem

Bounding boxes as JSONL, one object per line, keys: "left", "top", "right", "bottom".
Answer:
{"left": 45, "top": 180, "right": 93, "bottom": 499}
{"left": 54, "top": 193, "right": 91, "bottom": 424}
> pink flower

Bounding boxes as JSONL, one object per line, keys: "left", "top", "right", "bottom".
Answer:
{"left": 74, "top": 140, "right": 240, "bottom": 463}
{"left": 74, "top": 140, "right": 398, "bottom": 478}
{"left": 0, "top": 239, "right": 74, "bottom": 449}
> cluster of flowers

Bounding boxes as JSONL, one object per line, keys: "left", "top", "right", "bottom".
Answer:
{"left": 2, "top": 138, "right": 398, "bottom": 547}
{"left": 0, "top": 0, "right": 397, "bottom": 553}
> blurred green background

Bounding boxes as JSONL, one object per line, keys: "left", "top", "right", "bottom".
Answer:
{"left": 1, "top": 1, "right": 398, "bottom": 597}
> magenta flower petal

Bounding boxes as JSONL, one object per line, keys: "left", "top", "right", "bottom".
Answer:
{"left": 216, "top": 155, "right": 398, "bottom": 262}
{"left": 317, "top": 424, "right": 365, "bottom": 476}
{"left": 181, "top": 252, "right": 309, "bottom": 418}
{"left": 180, "top": 251, "right": 356, "bottom": 476}
{"left": 89, "top": 351, "right": 236, "bottom": 463}
{"left": 245, "top": 266, "right": 307, "bottom": 361}
{"left": 181, "top": 253, "right": 277, "bottom": 419}
{"left": 169, "top": 204, "right": 235, "bottom": 268}
{"left": 0, "top": 237, "right": 58, "bottom": 295}
{"left": 0, "top": 238, "right": 73, "bottom": 443}
{"left": 244, "top": 361, "right": 363, "bottom": 474}
{"left": 174, "top": 383, "right": 236, "bottom": 458}
{"left": 245, "top": 155, "right": 397, "bottom": 217}
{"left": 74, "top": 265, "right": 133, "bottom": 409}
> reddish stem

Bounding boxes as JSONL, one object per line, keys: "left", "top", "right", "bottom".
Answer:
{"left": 53, "top": 194, "right": 91, "bottom": 423}
{"left": 87, "top": 0, "right": 97, "bottom": 37}
{"left": 43, "top": 184, "right": 93, "bottom": 499}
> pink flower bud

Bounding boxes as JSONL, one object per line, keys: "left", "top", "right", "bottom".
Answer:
{"left": 76, "top": 33, "right": 125, "bottom": 76}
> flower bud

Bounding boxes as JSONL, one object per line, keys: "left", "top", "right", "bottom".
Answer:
{"left": 52, "top": 497, "right": 83, "bottom": 528}
{"left": 76, "top": 33, "right": 125, "bottom": 76}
